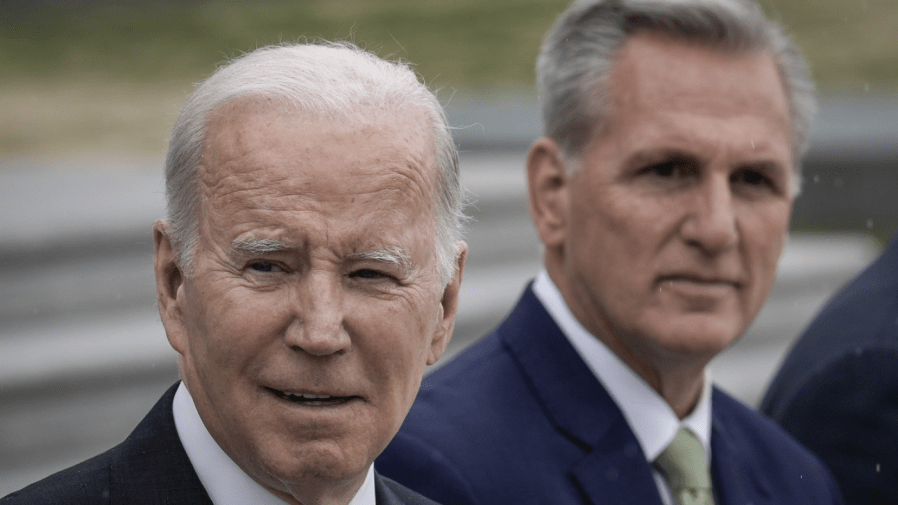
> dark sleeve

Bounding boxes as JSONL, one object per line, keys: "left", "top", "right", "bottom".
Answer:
{"left": 376, "top": 430, "right": 480, "bottom": 505}
{"left": 774, "top": 348, "right": 898, "bottom": 505}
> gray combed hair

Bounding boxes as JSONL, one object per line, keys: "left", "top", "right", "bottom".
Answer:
{"left": 537, "top": 0, "right": 816, "bottom": 195}
{"left": 164, "top": 41, "right": 465, "bottom": 285}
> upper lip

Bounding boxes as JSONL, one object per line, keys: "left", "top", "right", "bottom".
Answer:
{"left": 658, "top": 272, "right": 741, "bottom": 286}
{"left": 281, "top": 391, "right": 340, "bottom": 399}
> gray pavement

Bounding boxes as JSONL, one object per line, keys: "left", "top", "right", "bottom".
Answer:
{"left": 1, "top": 93, "right": 896, "bottom": 494}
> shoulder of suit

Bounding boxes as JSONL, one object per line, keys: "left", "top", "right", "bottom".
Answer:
{"left": 1, "top": 444, "right": 117, "bottom": 503}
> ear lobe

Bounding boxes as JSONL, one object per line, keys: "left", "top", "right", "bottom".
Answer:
{"left": 153, "top": 219, "right": 188, "bottom": 354}
{"left": 527, "top": 138, "right": 569, "bottom": 249}
{"left": 426, "top": 243, "right": 467, "bottom": 366}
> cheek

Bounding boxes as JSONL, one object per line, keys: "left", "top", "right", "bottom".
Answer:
{"left": 744, "top": 205, "right": 790, "bottom": 267}
{"left": 585, "top": 187, "right": 672, "bottom": 245}
{"left": 573, "top": 201, "right": 671, "bottom": 291}
{"left": 739, "top": 205, "right": 790, "bottom": 311}
{"left": 183, "top": 283, "right": 286, "bottom": 368}
{"left": 348, "top": 294, "right": 435, "bottom": 379}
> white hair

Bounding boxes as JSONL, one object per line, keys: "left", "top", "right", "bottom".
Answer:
{"left": 537, "top": 0, "right": 817, "bottom": 196}
{"left": 164, "top": 41, "right": 465, "bottom": 284}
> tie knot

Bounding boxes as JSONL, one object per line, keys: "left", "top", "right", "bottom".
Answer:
{"left": 656, "top": 428, "right": 711, "bottom": 491}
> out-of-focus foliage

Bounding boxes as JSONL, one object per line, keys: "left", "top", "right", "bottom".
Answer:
{"left": 0, "top": 0, "right": 570, "bottom": 88}
{"left": 3, "top": 0, "right": 895, "bottom": 89}
{"left": 0, "top": 0, "right": 570, "bottom": 154}
{"left": 759, "top": 0, "right": 898, "bottom": 91}
{"left": 1, "top": 0, "right": 895, "bottom": 155}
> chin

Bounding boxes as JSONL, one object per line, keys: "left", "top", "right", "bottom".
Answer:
{"left": 251, "top": 439, "right": 370, "bottom": 488}
{"left": 656, "top": 317, "right": 744, "bottom": 358}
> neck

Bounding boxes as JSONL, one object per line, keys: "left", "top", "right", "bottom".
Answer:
{"left": 544, "top": 255, "right": 708, "bottom": 419}
{"left": 633, "top": 359, "right": 706, "bottom": 419}
{"left": 274, "top": 471, "right": 368, "bottom": 505}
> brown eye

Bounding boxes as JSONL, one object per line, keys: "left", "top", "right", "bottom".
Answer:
{"left": 642, "top": 157, "right": 695, "bottom": 179}
{"left": 733, "top": 169, "right": 773, "bottom": 189}
{"left": 650, "top": 161, "right": 679, "bottom": 177}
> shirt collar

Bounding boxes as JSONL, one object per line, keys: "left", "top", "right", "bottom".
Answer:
{"left": 532, "top": 271, "right": 713, "bottom": 462}
{"left": 172, "top": 382, "right": 376, "bottom": 505}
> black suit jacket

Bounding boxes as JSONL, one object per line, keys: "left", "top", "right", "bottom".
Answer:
{"left": 377, "top": 284, "right": 843, "bottom": 505}
{"left": 3, "top": 383, "right": 439, "bottom": 505}
{"left": 762, "top": 232, "right": 898, "bottom": 505}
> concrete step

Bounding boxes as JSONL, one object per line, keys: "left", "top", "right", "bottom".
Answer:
{"left": 0, "top": 231, "right": 878, "bottom": 397}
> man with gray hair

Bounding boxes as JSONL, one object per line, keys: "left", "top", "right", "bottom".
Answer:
{"left": 3, "top": 41, "right": 466, "bottom": 505}
{"left": 377, "top": 1, "right": 843, "bottom": 504}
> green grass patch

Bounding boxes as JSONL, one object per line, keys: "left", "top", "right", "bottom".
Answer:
{"left": 1, "top": 0, "right": 570, "bottom": 88}
{"left": 759, "top": 0, "right": 898, "bottom": 91}
{"left": 4, "top": 0, "right": 895, "bottom": 89}
{"left": 1, "top": 0, "right": 895, "bottom": 155}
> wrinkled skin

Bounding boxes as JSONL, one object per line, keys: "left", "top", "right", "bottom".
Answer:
{"left": 155, "top": 100, "right": 465, "bottom": 504}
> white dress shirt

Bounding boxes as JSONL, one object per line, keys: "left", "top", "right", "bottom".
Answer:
{"left": 173, "top": 382, "right": 376, "bottom": 505}
{"left": 532, "top": 271, "right": 713, "bottom": 505}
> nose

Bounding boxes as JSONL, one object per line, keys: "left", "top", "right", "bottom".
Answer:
{"left": 680, "top": 175, "right": 738, "bottom": 255}
{"left": 284, "top": 271, "right": 351, "bottom": 356}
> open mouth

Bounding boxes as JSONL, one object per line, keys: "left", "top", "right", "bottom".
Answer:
{"left": 265, "top": 387, "right": 357, "bottom": 406}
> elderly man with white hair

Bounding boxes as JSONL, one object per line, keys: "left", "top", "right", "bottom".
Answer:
{"left": 3, "top": 41, "right": 466, "bottom": 505}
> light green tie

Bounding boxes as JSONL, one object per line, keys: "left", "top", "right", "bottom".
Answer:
{"left": 655, "top": 428, "right": 715, "bottom": 505}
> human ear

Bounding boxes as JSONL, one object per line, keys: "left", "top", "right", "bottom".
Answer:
{"left": 426, "top": 243, "right": 467, "bottom": 366}
{"left": 527, "top": 137, "right": 569, "bottom": 249}
{"left": 153, "top": 219, "right": 188, "bottom": 355}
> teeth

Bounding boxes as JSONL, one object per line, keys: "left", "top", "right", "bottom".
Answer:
{"left": 285, "top": 392, "right": 332, "bottom": 399}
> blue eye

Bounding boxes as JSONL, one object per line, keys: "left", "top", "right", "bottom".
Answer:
{"left": 250, "top": 262, "right": 277, "bottom": 272}
{"left": 351, "top": 269, "right": 388, "bottom": 280}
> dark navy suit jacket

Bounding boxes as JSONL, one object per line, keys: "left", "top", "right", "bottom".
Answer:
{"left": 377, "top": 285, "right": 843, "bottom": 505}
{"left": 762, "top": 232, "right": 898, "bottom": 505}
{"left": 3, "top": 382, "right": 440, "bottom": 505}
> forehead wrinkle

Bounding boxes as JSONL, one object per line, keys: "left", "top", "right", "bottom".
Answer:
{"left": 377, "top": 162, "right": 437, "bottom": 222}
{"left": 201, "top": 158, "right": 288, "bottom": 201}
{"left": 363, "top": 117, "right": 437, "bottom": 211}
{"left": 620, "top": 107, "right": 787, "bottom": 155}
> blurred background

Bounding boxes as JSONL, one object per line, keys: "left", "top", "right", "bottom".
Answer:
{"left": 1, "top": 0, "right": 896, "bottom": 494}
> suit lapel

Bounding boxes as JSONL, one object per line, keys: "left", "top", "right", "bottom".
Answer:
{"left": 375, "top": 473, "right": 401, "bottom": 505}
{"left": 570, "top": 424, "right": 666, "bottom": 505}
{"left": 499, "top": 286, "right": 663, "bottom": 505}
{"left": 375, "top": 472, "right": 440, "bottom": 504}
{"left": 110, "top": 382, "right": 213, "bottom": 504}
{"left": 710, "top": 389, "right": 773, "bottom": 505}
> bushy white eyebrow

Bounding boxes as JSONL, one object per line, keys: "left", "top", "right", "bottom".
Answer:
{"left": 230, "top": 237, "right": 293, "bottom": 255}
{"left": 347, "top": 247, "right": 413, "bottom": 269}
{"left": 230, "top": 238, "right": 412, "bottom": 268}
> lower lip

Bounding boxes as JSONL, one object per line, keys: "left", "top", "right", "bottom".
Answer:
{"left": 658, "top": 278, "right": 736, "bottom": 299}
